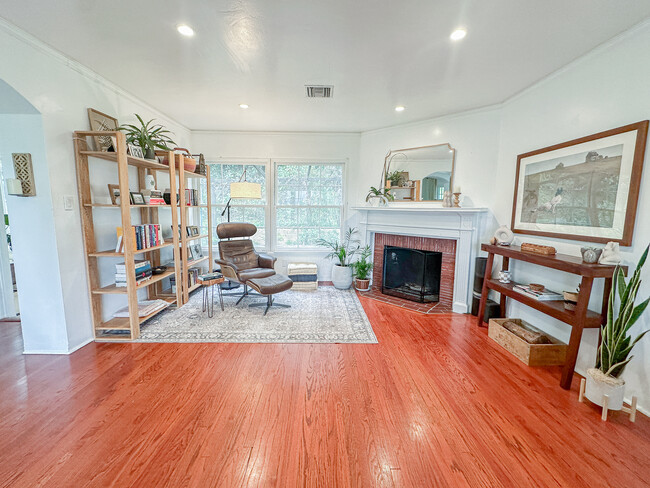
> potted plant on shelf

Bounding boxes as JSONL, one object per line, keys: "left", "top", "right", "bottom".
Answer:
{"left": 119, "top": 114, "right": 176, "bottom": 160}
{"left": 352, "top": 245, "right": 372, "bottom": 291}
{"left": 366, "top": 186, "right": 394, "bottom": 207}
{"left": 584, "top": 245, "right": 649, "bottom": 410}
{"left": 386, "top": 170, "right": 404, "bottom": 188}
{"left": 317, "top": 227, "right": 360, "bottom": 290}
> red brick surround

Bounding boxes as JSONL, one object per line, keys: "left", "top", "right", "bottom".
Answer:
{"left": 366, "top": 233, "right": 456, "bottom": 314}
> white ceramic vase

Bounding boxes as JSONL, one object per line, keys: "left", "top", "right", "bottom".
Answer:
{"left": 584, "top": 368, "right": 625, "bottom": 410}
{"left": 332, "top": 265, "right": 353, "bottom": 290}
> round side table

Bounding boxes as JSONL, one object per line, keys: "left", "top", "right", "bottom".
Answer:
{"left": 198, "top": 274, "right": 225, "bottom": 317}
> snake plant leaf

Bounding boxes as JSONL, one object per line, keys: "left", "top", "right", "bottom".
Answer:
{"left": 617, "top": 266, "right": 626, "bottom": 301}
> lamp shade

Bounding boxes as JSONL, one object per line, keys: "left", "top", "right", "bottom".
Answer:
{"left": 230, "top": 181, "right": 262, "bottom": 199}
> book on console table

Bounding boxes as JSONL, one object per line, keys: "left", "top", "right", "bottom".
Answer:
{"left": 513, "top": 284, "right": 563, "bottom": 301}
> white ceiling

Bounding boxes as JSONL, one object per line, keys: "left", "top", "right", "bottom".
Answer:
{"left": 1, "top": 1, "right": 650, "bottom": 132}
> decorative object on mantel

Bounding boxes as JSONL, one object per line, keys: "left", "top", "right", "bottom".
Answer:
{"left": 511, "top": 120, "right": 648, "bottom": 246}
{"left": 352, "top": 245, "right": 372, "bottom": 292}
{"left": 366, "top": 186, "right": 393, "bottom": 206}
{"left": 452, "top": 192, "right": 461, "bottom": 207}
{"left": 316, "top": 227, "right": 360, "bottom": 290}
{"left": 581, "top": 245, "right": 648, "bottom": 422}
{"left": 599, "top": 241, "right": 622, "bottom": 264}
{"left": 119, "top": 114, "right": 176, "bottom": 160}
{"left": 488, "top": 318, "right": 567, "bottom": 366}
{"left": 520, "top": 242, "right": 556, "bottom": 255}
{"left": 8, "top": 153, "right": 36, "bottom": 196}
{"left": 441, "top": 191, "right": 453, "bottom": 207}
{"left": 493, "top": 225, "right": 514, "bottom": 246}
{"left": 580, "top": 246, "right": 602, "bottom": 264}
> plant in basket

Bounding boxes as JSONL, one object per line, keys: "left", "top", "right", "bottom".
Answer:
{"left": 352, "top": 245, "right": 372, "bottom": 291}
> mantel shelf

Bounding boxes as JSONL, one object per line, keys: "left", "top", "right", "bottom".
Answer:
{"left": 352, "top": 206, "right": 488, "bottom": 213}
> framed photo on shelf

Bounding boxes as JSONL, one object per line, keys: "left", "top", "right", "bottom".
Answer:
{"left": 87, "top": 108, "right": 118, "bottom": 152}
{"left": 190, "top": 226, "right": 200, "bottom": 237}
{"left": 107, "top": 184, "right": 121, "bottom": 205}
{"left": 130, "top": 192, "right": 146, "bottom": 205}
{"left": 511, "top": 121, "right": 648, "bottom": 246}
{"left": 187, "top": 246, "right": 194, "bottom": 261}
{"left": 191, "top": 243, "right": 203, "bottom": 259}
{"left": 127, "top": 144, "right": 144, "bottom": 159}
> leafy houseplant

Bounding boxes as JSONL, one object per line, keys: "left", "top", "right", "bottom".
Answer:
{"left": 386, "top": 170, "right": 404, "bottom": 188}
{"left": 119, "top": 114, "right": 176, "bottom": 160}
{"left": 316, "top": 227, "right": 360, "bottom": 289}
{"left": 366, "top": 186, "right": 394, "bottom": 207}
{"left": 585, "top": 245, "right": 649, "bottom": 410}
{"left": 352, "top": 245, "right": 372, "bottom": 291}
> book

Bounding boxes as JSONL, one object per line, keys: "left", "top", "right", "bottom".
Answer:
{"left": 513, "top": 284, "right": 563, "bottom": 301}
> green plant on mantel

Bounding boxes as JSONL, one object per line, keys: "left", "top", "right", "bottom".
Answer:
{"left": 366, "top": 186, "right": 394, "bottom": 202}
{"left": 352, "top": 245, "right": 373, "bottom": 280}
{"left": 386, "top": 170, "right": 404, "bottom": 187}
{"left": 316, "top": 227, "right": 360, "bottom": 267}
{"left": 119, "top": 114, "right": 176, "bottom": 158}
{"left": 596, "top": 244, "right": 650, "bottom": 378}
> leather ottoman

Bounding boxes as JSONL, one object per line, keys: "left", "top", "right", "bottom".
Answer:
{"left": 246, "top": 274, "right": 293, "bottom": 315}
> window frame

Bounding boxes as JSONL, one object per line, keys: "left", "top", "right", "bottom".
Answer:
{"left": 272, "top": 159, "right": 347, "bottom": 251}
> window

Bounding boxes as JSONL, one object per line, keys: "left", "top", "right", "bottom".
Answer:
{"left": 275, "top": 162, "right": 344, "bottom": 248}
{"left": 201, "top": 162, "right": 268, "bottom": 248}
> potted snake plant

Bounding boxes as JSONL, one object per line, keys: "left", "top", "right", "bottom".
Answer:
{"left": 352, "top": 245, "right": 372, "bottom": 291}
{"left": 585, "top": 245, "right": 649, "bottom": 410}
{"left": 317, "top": 227, "right": 360, "bottom": 290}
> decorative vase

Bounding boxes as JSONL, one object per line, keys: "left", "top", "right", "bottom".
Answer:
{"left": 584, "top": 368, "right": 625, "bottom": 410}
{"left": 494, "top": 225, "right": 514, "bottom": 246}
{"left": 354, "top": 278, "right": 370, "bottom": 292}
{"left": 581, "top": 247, "right": 603, "bottom": 264}
{"left": 331, "top": 265, "right": 353, "bottom": 290}
{"left": 183, "top": 157, "right": 197, "bottom": 173}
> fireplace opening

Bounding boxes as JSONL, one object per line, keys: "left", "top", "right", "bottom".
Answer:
{"left": 382, "top": 245, "right": 442, "bottom": 303}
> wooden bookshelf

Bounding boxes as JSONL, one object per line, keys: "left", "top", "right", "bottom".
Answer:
{"left": 74, "top": 131, "right": 185, "bottom": 341}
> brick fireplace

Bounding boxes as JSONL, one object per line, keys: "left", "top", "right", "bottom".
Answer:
{"left": 367, "top": 233, "right": 456, "bottom": 313}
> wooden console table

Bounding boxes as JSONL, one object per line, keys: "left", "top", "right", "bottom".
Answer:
{"left": 477, "top": 244, "right": 625, "bottom": 390}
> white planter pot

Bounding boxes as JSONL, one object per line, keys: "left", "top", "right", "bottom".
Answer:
{"left": 331, "top": 265, "right": 353, "bottom": 289}
{"left": 584, "top": 368, "right": 625, "bottom": 410}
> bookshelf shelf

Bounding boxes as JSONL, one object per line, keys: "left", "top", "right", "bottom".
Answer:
{"left": 92, "top": 270, "right": 176, "bottom": 295}
{"left": 187, "top": 256, "right": 209, "bottom": 267}
{"left": 88, "top": 242, "right": 174, "bottom": 257}
{"left": 186, "top": 234, "right": 209, "bottom": 242}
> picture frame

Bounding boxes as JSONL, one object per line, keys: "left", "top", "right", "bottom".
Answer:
{"left": 107, "top": 184, "right": 121, "bottom": 205}
{"left": 87, "top": 108, "right": 119, "bottom": 152}
{"left": 190, "top": 226, "right": 200, "bottom": 237}
{"left": 130, "top": 192, "right": 146, "bottom": 205}
{"left": 187, "top": 246, "right": 194, "bottom": 261}
{"left": 191, "top": 243, "right": 203, "bottom": 259}
{"left": 127, "top": 144, "right": 144, "bottom": 159}
{"left": 511, "top": 121, "right": 648, "bottom": 246}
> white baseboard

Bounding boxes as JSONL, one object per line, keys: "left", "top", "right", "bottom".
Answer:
{"left": 453, "top": 302, "right": 468, "bottom": 314}
{"left": 23, "top": 337, "right": 93, "bottom": 355}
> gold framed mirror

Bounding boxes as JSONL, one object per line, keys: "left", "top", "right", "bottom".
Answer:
{"left": 381, "top": 143, "right": 456, "bottom": 202}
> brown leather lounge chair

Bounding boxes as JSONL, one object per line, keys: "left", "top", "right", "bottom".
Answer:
{"left": 215, "top": 222, "right": 293, "bottom": 314}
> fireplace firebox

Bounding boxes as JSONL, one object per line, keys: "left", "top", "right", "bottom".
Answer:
{"left": 382, "top": 245, "right": 442, "bottom": 303}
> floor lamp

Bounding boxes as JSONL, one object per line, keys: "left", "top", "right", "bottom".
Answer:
{"left": 219, "top": 168, "right": 262, "bottom": 290}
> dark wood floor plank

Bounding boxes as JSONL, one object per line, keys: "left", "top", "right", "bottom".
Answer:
{"left": 1, "top": 296, "right": 649, "bottom": 488}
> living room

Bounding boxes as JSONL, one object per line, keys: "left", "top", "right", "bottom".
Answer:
{"left": 1, "top": 1, "right": 650, "bottom": 486}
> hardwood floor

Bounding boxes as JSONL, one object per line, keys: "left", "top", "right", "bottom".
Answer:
{"left": 1, "top": 297, "right": 649, "bottom": 487}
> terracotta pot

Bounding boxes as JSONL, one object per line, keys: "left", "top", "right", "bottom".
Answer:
{"left": 183, "top": 157, "right": 197, "bottom": 173}
{"left": 354, "top": 278, "right": 370, "bottom": 292}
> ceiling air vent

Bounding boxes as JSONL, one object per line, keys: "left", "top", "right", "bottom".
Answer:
{"left": 305, "top": 85, "right": 333, "bottom": 98}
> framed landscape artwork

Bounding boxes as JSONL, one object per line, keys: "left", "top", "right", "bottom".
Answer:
{"left": 511, "top": 121, "right": 648, "bottom": 246}
{"left": 87, "top": 108, "right": 118, "bottom": 152}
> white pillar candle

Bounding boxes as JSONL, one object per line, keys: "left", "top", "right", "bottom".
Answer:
{"left": 453, "top": 185, "right": 461, "bottom": 193}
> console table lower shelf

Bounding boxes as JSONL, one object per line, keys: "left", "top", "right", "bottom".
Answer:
{"left": 476, "top": 243, "right": 624, "bottom": 390}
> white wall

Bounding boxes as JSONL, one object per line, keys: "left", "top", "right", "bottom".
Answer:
{"left": 356, "top": 20, "right": 650, "bottom": 411}
{"left": 0, "top": 19, "right": 190, "bottom": 352}
{"left": 191, "top": 130, "right": 360, "bottom": 280}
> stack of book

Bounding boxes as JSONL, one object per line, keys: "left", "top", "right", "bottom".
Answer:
{"left": 148, "top": 190, "right": 166, "bottom": 205}
{"left": 115, "top": 260, "right": 152, "bottom": 287}
{"left": 115, "top": 225, "right": 164, "bottom": 252}
{"left": 513, "top": 284, "right": 563, "bottom": 301}
{"left": 185, "top": 189, "right": 199, "bottom": 206}
{"left": 112, "top": 299, "right": 169, "bottom": 318}
{"left": 188, "top": 268, "right": 200, "bottom": 288}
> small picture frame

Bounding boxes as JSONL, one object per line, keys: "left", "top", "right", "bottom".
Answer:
{"left": 190, "top": 226, "right": 200, "bottom": 236}
{"left": 130, "top": 192, "right": 146, "bottom": 205}
{"left": 107, "top": 184, "right": 120, "bottom": 205}
{"left": 191, "top": 243, "right": 203, "bottom": 259}
{"left": 127, "top": 144, "right": 144, "bottom": 159}
{"left": 87, "top": 108, "right": 118, "bottom": 152}
{"left": 187, "top": 246, "right": 194, "bottom": 261}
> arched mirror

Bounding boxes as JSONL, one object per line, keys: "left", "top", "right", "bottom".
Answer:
{"left": 381, "top": 143, "right": 456, "bottom": 202}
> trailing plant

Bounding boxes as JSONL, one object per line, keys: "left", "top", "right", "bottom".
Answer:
{"left": 119, "top": 114, "right": 176, "bottom": 155}
{"left": 316, "top": 227, "right": 360, "bottom": 267}
{"left": 366, "top": 186, "right": 394, "bottom": 202}
{"left": 386, "top": 170, "right": 404, "bottom": 187}
{"left": 596, "top": 245, "right": 650, "bottom": 378}
{"left": 352, "top": 245, "right": 373, "bottom": 280}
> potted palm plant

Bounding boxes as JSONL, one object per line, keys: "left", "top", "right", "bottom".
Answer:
{"left": 119, "top": 114, "right": 176, "bottom": 160}
{"left": 352, "top": 245, "right": 372, "bottom": 291}
{"left": 585, "top": 245, "right": 649, "bottom": 410}
{"left": 317, "top": 227, "right": 360, "bottom": 290}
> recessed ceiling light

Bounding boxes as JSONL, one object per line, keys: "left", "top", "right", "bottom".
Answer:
{"left": 395, "top": 106, "right": 405, "bottom": 112}
{"left": 177, "top": 24, "right": 195, "bottom": 37}
{"left": 450, "top": 28, "right": 466, "bottom": 41}
{"left": 239, "top": 104, "right": 249, "bottom": 109}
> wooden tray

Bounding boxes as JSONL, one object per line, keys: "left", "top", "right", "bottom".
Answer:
{"left": 488, "top": 318, "right": 567, "bottom": 366}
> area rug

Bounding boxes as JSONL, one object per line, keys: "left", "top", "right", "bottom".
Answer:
{"left": 136, "top": 287, "right": 378, "bottom": 344}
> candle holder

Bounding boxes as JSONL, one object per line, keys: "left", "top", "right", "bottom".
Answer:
{"left": 453, "top": 192, "right": 461, "bottom": 207}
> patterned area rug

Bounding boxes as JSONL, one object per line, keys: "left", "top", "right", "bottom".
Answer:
{"left": 137, "top": 287, "right": 378, "bottom": 344}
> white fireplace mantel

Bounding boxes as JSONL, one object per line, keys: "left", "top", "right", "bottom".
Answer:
{"left": 352, "top": 206, "right": 489, "bottom": 313}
